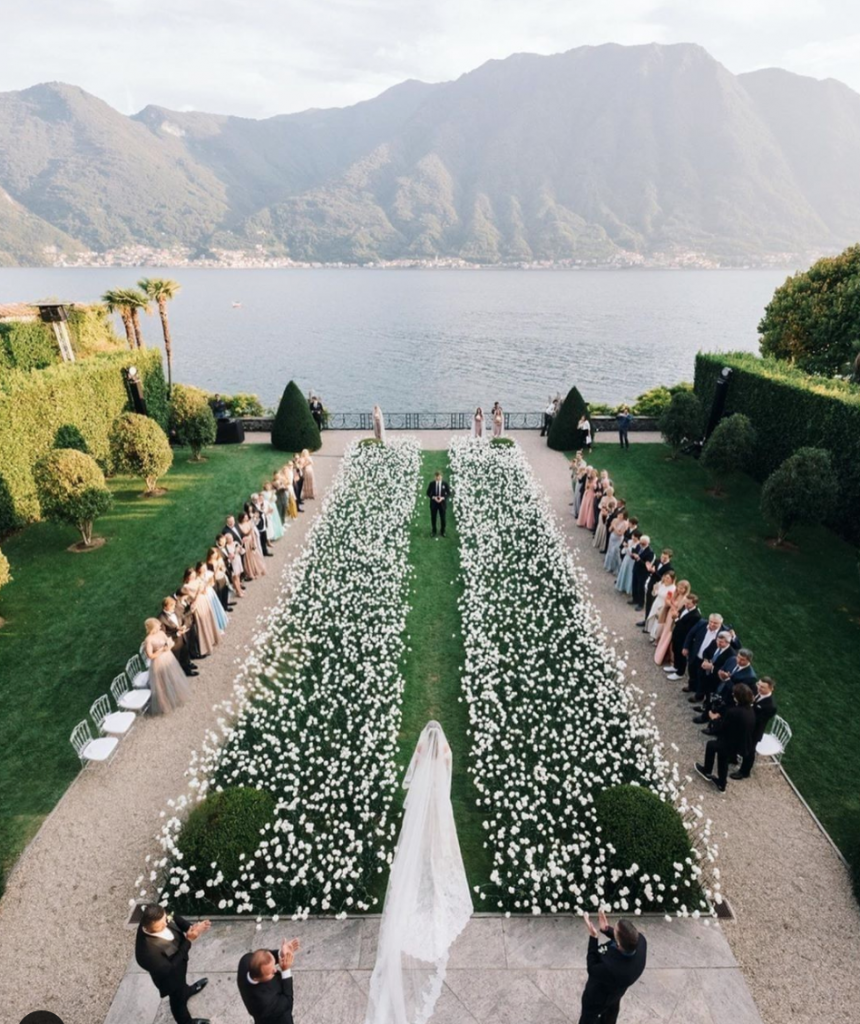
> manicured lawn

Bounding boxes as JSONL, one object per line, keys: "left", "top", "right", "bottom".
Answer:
{"left": 0, "top": 443, "right": 286, "bottom": 893}
{"left": 393, "top": 451, "right": 491, "bottom": 889}
{"left": 574, "top": 440, "right": 860, "bottom": 872}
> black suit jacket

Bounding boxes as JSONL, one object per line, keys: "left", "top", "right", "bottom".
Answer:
{"left": 426, "top": 480, "right": 450, "bottom": 505}
{"left": 581, "top": 929, "right": 647, "bottom": 1015}
{"left": 712, "top": 705, "right": 757, "bottom": 757}
{"left": 237, "top": 951, "right": 294, "bottom": 1024}
{"left": 752, "top": 695, "right": 777, "bottom": 743}
{"left": 159, "top": 611, "right": 187, "bottom": 650}
{"left": 221, "top": 524, "right": 244, "bottom": 546}
{"left": 135, "top": 915, "right": 193, "bottom": 998}
{"left": 672, "top": 608, "right": 701, "bottom": 646}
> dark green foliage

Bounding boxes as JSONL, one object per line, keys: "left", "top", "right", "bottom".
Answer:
{"left": 169, "top": 384, "right": 217, "bottom": 460}
{"left": 694, "top": 352, "right": 860, "bottom": 542}
{"left": 66, "top": 304, "right": 124, "bottom": 357}
{"left": 490, "top": 436, "right": 515, "bottom": 447}
{"left": 207, "top": 391, "right": 265, "bottom": 417}
{"left": 0, "top": 321, "right": 56, "bottom": 371}
{"left": 110, "top": 413, "right": 173, "bottom": 492}
{"left": 760, "top": 245, "right": 860, "bottom": 377}
{"left": 52, "top": 424, "right": 90, "bottom": 454}
{"left": 658, "top": 391, "right": 702, "bottom": 455}
{"left": 633, "top": 383, "right": 691, "bottom": 416}
{"left": 358, "top": 437, "right": 382, "bottom": 447}
{"left": 761, "top": 447, "right": 839, "bottom": 544}
{"left": 174, "top": 787, "right": 275, "bottom": 909}
{"left": 0, "top": 348, "right": 166, "bottom": 535}
{"left": 547, "top": 386, "right": 587, "bottom": 451}
{"left": 32, "top": 449, "right": 113, "bottom": 546}
{"left": 272, "top": 380, "right": 321, "bottom": 453}
{"left": 700, "top": 413, "right": 756, "bottom": 492}
{"left": 594, "top": 785, "right": 705, "bottom": 909}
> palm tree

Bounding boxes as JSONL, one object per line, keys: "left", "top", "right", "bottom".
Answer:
{"left": 119, "top": 288, "right": 151, "bottom": 348}
{"left": 139, "top": 278, "right": 181, "bottom": 395}
{"left": 102, "top": 289, "right": 135, "bottom": 349}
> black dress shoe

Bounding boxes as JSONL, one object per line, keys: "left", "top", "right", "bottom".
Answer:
{"left": 700, "top": 728, "right": 715, "bottom": 735}
{"left": 265, "top": 552, "right": 275, "bottom": 557}
{"left": 188, "top": 978, "right": 209, "bottom": 997}
{"left": 695, "top": 763, "right": 713, "bottom": 782}
{"left": 692, "top": 713, "right": 709, "bottom": 724}
{"left": 729, "top": 771, "right": 749, "bottom": 781}
{"left": 681, "top": 686, "right": 695, "bottom": 693}
{"left": 712, "top": 778, "right": 727, "bottom": 793}
{"left": 688, "top": 696, "right": 701, "bottom": 703}
{"left": 190, "top": 1019, "right": 211, "bottom": 1024}
{"left": 635, "top": 620, "right": 646, "bottom": 627}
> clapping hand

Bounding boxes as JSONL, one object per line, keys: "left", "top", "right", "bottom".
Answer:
{"left": 187, "top": 920, "right": 211, "bottom": 942}
{"left": 597, "top": 909, "right": 609, "bottom": 933}
{"left": 279, "top": 938, "right": 300, "bottom": 971}
{"left": 583, "top": 912, "right": 599, "bottom": 938}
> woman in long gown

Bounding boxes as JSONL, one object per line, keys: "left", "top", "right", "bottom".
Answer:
{"left": 221, "top": 532, "right": 245, "bottom": 599}
{"left": 238, "top": 512, "right": 266, "bottom": 579}
{"left": 274, "top": 470, "right": 289, "bottom": 522}
{"left": 365, "top": 721, "right": 472, "bottom": 1024}
{"left": 615, "top": 532, "right": 640, "bottom": 594}
{"left": 372, "top": 404, "right": 386, "bottom": 442}
{"left": 603, "top": 511, "right": 629, "bottom": 572}
{"left": 578, "top": 414, "right": 593, "bottom": 451}
{"left": 654, "top": 580, "right": 691, "bottom": 665}
{"left": 645, "top": 570, "right": 676, "bottom": 640}
{"left": 282, "top": 463, "right": 299, "bottom": 520}
{"left": 572, "top": 464, "right": 588, "bottom": 517}
{"left": 261, "top": 482, "right": 284, "bottom": 540}
{"left": 471, "top": 407, "right": 485, "bottom": 439}
{"left": 198, "top": 559, "right": 228, "bottom": 633}
{"left": 206, "top": 546, "right": 231, "bottom": 611}
{"left": 144, "top": 618, "right": 191, "bottom": 715}
{"left": 491, "top": 402, "right": 503, "bottom": 438}
{"left": 300, "top": 449, "right": 316, "bottom": 499}
{"left": 593, "top": 489, "right": 616, "bottom": 550}
{"left": 577, "top": 469, "right": 598, "bottom": 529}
{"left": 182, "top": 567, "right": 219, "bottom": 655}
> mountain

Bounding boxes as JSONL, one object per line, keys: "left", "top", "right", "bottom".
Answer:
{"left": 0, "top": 44, "right": 858, "bottom": 265}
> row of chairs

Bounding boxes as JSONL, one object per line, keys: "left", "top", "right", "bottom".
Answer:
{"left": 70, "top": 654, "right": 153, "bottom": 767}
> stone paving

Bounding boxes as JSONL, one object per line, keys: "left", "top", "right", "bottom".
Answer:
{"left": 106, "top": 915, "right": 762, "bottom": 1024}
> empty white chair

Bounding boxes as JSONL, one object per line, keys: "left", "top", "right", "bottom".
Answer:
{"left": 91, "top": 694, "right": 136, "bottom": 738}
{"left": 71, "top": 719, "right": 118, "bottom": 767}
{"left": 126, "top": 653, "right": 150, "bottom": 689}
{"left": 756, "top": 715, "right": 792, "bottom": 765}
{"left": 139, "top": 641, "right": 151, "bottom": 668}
{"left": 111, "top": 672, "right": 151, "bottom": 713}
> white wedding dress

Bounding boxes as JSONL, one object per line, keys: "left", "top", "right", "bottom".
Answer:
{"left": 365, "top": 721, "right": 473, "bottom": 1024}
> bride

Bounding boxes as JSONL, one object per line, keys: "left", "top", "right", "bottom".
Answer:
{"left": 365, "top": 721, "right": 473, "bottom": 1024}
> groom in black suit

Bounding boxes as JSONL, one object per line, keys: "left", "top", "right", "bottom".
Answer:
{"left": 135, "top": 904, "right": 211, "bottom": 1024}
{"left": 427, "top": 470, "right": 450, "bottom": 537}
{"left": 238, "top": 939, "right": 300, "bottom": 1024}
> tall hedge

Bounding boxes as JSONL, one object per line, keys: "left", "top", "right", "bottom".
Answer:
{"left": 272, "top": 380, "right": 321, "bottom": 452}
{"left": 547, "top": 386, "right": 587, "bottom": 451}
{"left": 694, "top": 352, "right": 860, "bottom": 543}
{"left": 0, "top": 348, "right": 167, "bottom": 534}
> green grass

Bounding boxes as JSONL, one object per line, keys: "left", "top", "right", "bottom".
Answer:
{"left": 392, "top": 451, "right": 490, "bottom": 890}
{"left": 574, "top": 440, "right": 860, "bottom": 872}
{"left": 0, "top": 443, "right": 288, "bottom": 893}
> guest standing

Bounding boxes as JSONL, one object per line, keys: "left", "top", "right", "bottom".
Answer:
{"left": 579, "top": 911, "right": 647, "bottom": 1024}
{"left": 733, "top": 677, "right": 777, "bottom": 779}
{"left": 158, "top": 597, "right": 197, "bottom": 676}
{"left": 237, "top": 940, "right": 300, "bottom": 1024}
{"left": 629, "top": 535, "right": 654, "bottom": 611}
{"left": 541, "top": 397, "right": 555, "bottom": 438}
{"left": 136, "top": 904, "right": 211, "bottom": 1024}
{"left": 471, "top": 407, "right": 485, "bottom": 439}
{"left": 300, "top": 450, "right": 315, "bottom": 499}
{"left": 238, "top": 512, "right": 267, "bottom": 578}
{"left": 427, "top": 470, "right": 450, "bottom": 537}
{"left": 577, "top": 414, "right": 593, "bottom": 452}
{"left": 616, "top": 406, "right": 632, "bottom": 448}
{"left": 577, "top": 470, "right": 598, "bottom": 530}
{"left": 492, "top": 402, "right": 504, "bottom": 438}
{"left": 664, "top": 594, "right": 701, "bottom": 679}
{"left": 696, "top": 684, "right": 756, "bottom": 792}
{"left": 603, "top": 511, "right": 628, "bottom": 574}
{"left": 309, "top": 395, "right": 324, "bottom": 431}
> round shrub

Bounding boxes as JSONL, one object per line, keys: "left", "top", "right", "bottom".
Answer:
{"left": 700, "top": 413, "right": 757, "bottom": 494}
{"left": 33, "top": 449, "right": 113, "bottom": 547}
{"left": 170, "top": 384, "right": 217, "bottom": 460}
{"left": 110, "top": 412, "right": 173, "bottom": 493}
{"left": 658, "top": 390, "right": 702, "bottom": 456}
{"left": 547, "top": 386, "right": 587, "bottom": 451}
{"left": 272, "top": 380, "right": 322, "bottom": 453}
{"left": 595, "top": 785, "right": 702, "bottom": 909}
{"left": 761, "top": 446, "right": 839, "bottom": 545}
{"left": 174, "top": 786, "right": 275, "bottom": 907}
{"left": 52, "top": 424, "right": 90, "bottom": 454}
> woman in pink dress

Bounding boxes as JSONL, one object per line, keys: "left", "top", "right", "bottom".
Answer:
{"left": 181, "top": 567, "right": 219, "bottom": 656}
{"left": 491, "top": 402, "right": 504, "bottom": 438}
{"left": 144, "top": 618, "right": 191, "bottom": 715}
{"left": 577, "top": 469, "right": 598, "bottom": 530}
{"left": 239, "top": 511, "right": 267, "bottom": 578}
{"left": 654, "top": 579, "right": 691, "bottom": 665}
{"left": 300, "top": 449, "right": 316, "bottom": 499}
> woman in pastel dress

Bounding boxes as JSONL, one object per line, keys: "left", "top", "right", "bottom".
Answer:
{"left": 654, "top": 580, "right": 691, "bottom": 665}
{"left": 198, "top": 559, "right": 228, "bottom": 633}
{"left": 491, "top": 402, "right": 503, "bottom": 438}
{"left": 593, "top": 489, "right": 615, "bottom": 550}
{"left": 300, "top": 450, "right": 316, "bottom": 499}
{"left": 615, "top": 532, "right": 640, "bottom": 595}
{"left": 577, "top": 469, "right": 598, "bottom": 530}
{"left": 603, "top": 511, "right": 628, "bottom": 573}
{"left": 645, "top": 570, "right": 676, "bottom": 640}
{"left": 181, "top": 567, "right": 219, "bottom": 656}
{"left": 373, "top": 405, "right": 386, "bottom": 442}
{"left": 261, "top": 482, "right": 284, "bottom": 540}
{"left": 471, "top": 407, "right": 485, "bottom": 439}
{"left": 238, "top": 512, "right": 266, "bottom": 579}
{"left": 144, "top": 618, "right": 191, "bottom": 715}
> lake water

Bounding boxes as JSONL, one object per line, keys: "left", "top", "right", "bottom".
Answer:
{"left": 0, "top": 267, "right": 789, "bottom": 410}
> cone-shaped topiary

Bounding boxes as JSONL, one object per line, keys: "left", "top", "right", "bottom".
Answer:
{"left": 547, "top": 386, "right": 587, "bottom": 451}
{"left": 272, "top": 380, "right": 321, "bottom": 452}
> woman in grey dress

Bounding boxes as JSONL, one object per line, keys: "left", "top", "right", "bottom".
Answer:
{"left": 144, "top": 618, "right": 191, "bottom": 715}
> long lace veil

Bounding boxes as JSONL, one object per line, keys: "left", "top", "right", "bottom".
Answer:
{"left": 365, "top": 721, "right": 473, "bottom": 1024}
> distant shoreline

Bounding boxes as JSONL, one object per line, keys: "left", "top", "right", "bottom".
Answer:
{"left": 6, "top": 262, "right": 800, "bottom": 273}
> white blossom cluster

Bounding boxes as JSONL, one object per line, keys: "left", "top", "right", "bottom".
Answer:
{"left": 139, "top": 438, "right": 421, "bottom": 919}
{"left": 449, "top": 438, "right": 717, "bottom": 917}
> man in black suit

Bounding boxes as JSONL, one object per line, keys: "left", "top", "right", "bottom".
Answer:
{"left": 733, "top": 677, "right": 777, "bottom": 779}
{"left": 427, "top": 470, "right": 451, "bottom": 537}
{"left": 664, "top": 594, "right": 700, "bottom": 680}
{"left": 246, "top": 497, "right": 274, "bottom": 556}
{"left": 629, "top": 535, "right": 654, "bottom": 611}
{"left": 696, "top": 683, "right": 756, "bottom": 792}
{"left": 160, "top": 597, "right": 198, "bottom": 676}
{"left": 135, "top": 904, "right": 211, "bottom": 1024}
{"left": 309, "top": 395, "right": 324, "bottom": 431}
{"left": 638, "top": 548, "right": 673, "bottom": 623}
{"left": 237, "top": 938, "right": 300, "bottom": 1024}
{"left": 678, "top": 613, "right": 724, "bottom": 694}
{"left": 579, "top": 910, "right": 647, "bottom": 1024}
{"left": 703, "top": 648, "right": 758, "bottom": 723}
{"left": 690, "top": 631, "right": 737, "bottom": 717}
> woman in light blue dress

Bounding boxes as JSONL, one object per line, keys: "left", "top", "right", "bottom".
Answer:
{"left": 198, "top": 560, "right": 228, "bottom": 632}
{"left": 604, "top": 512, "right": 628, "bottom": 573}
{"left": 615, "top": 532, "right": 640, "bottom": 595}
{"left": 261, "top": 484, "right": 284, "bottom": 540}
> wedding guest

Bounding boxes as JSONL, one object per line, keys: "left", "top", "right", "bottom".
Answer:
{"left": 703, "top": 649, "right": 758, "bottom": 722}
{"left": 733, "top": 677, "right": 777, "bottom": 779}
{"left": 696, "top": 683, "right": 756, "bottom": 792}
{"left": 237, "top": 939, "right": 300, "bottom": 1024}
{"left": 678, "top": 612, "right": 724, "bottom": 692}
{"left": 645, "top": 569, "right": 676, "bottom": 640}
{"left": 640, "top": 548, "right": 673, "bottom": 621}
{"left": 292, "top": 461, "right": 304, "bottom": 510}
{"left": 309, "top": 395, "right": 323, "bottom": 430}
{"left": 274, "top": 470, "right": 289, "bottom": 521}
{"left": 221, "top": 530, "right": 246, "bottom": 599}
{"left": 159, "top": 597, "right": 197, "bottom": 676}
{"left": 206, "top": 547, "right": 231, "bottom": 612}
{"left": 604, "top": 509, "right": 629, "bottom": 573}
{"left": 246, "top": 496, "right": 273, "bottom": 556}
{"left": 541, "top": 396, "right": 555, "bottom": 437}
{"left": 629, "top": 534, "right": 654, "bottom": 611}
{"left": 579, "top": 911, "right": 647, "bottom": 1024}
{"left": 144, "top": 618, "right": 192, "bottom": 715}
{"left": 471, "top": 406, "right": 485, "bottom": 439}
{"left": 135, "top": 904, "right": 211, "bottom": 1024}
{"left": 593, "top": 491, "right": 616, "bottom": 551}
{"left": 577, "top": 469, "right": 598, "bottom": 530}
{"left": 261, "top": 482, "right": 284, "bottom": 540}
{"left": 492, "top": 401, "right": 504, "bottom": 438}
{"left": 654, "top": 580, "right": 690, "bottom": 664}
{"left": 578, "top": 413, "right": 593, "bottom": 452}
{"left": 664, "top": 593, "right": 701, "bottom": 679}
{"left": 615, "top": 528, "right": 641, "bottom": 595}
{"left": 299, "top": 449, "right": 316, "bottom": 499}
{"left": 372, "top": 404, "right": 386, "bottom": 442}
{"left": 197, "top": 559, "right": 227, "bottom": 634}
{"left": 283, "top": 464, "right": 299, "bottom": 520}
{"left": 573, "top": 463, "right": 589, "bottom": 517}
{"left": 238, "top": 512, "right": 267, "bottom": 578}
{"left": 427, "top": 469, "right": 450, "bottom": 537}
{"left": 691, "top": 632, "right": 738, "bottom": 720}
{"left": 616, "top": 406, "right": 632, "bottom": 448}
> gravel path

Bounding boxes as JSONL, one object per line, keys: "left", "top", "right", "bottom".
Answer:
{"left": 0, "top": 433, "right": 364, "bottom": 1024}
{"left": 515, "top": 430, "right": 860, "bottom": 1024}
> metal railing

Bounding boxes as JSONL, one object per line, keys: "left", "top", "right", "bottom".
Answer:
{"left": 323, "top": 411, "right": 545, "bottom": 430}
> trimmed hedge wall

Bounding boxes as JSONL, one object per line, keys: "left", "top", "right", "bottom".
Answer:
{"left": 0, "top": 349, "right": 167, "bottom": 534}
{"left": 694, "top": 352, "right": 860, "bottom": 543}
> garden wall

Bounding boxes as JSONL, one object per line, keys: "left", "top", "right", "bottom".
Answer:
{"left": 694, "top": 352, "right": 860, "bottom": 544}
{"left": 0, "top": 349, "right": 167, "bottom": 534}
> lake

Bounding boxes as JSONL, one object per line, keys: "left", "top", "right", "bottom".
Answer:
{"left": 0, "top": 267, "right": 789, "bottom": 410}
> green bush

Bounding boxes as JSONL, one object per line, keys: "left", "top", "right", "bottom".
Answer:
{"left": 174, "top": 787, "right": 275, "bottom": 909}
{"left": 0, "top": 348, "right": 167, "bottom": 535}
{"left": 110, "top": 412, "right": 174, "bottom": 493}
{"left": 594, "top": 785, "right": 705, "bottom": 911}
{"left": 658, "top": 391, "right": 702, "bottom": 456}
{"left": 52, "top": 424, "right": 90, "bottom": 454}
{"left": 66, "top": 304, "right": 125, "bottom": 358}
{"left": 0, "top": 545, "right": 11, "bottom": 592}
{"left": 694, "top": 352, "right": 860, "bottom": 542}
{"left": 212, "top": 391, "right": 265, "bottom": 417}
{"left": 170, "top": 384, "right": 217, "bottom": 460}
{"left": 700, "top": 414, "right": 756, "bottom": 494}
{"left": 490, "top": 436, "right": 515, "bottom": 447}
{"left": 272, "top": 380, "right": 322, "bottom": 453}
{"left": 0, "top": 321, "right": 57, "bottom": 371}
{"left": 547, "top": 386, "right": 587, "bottom": 451}
{"left": 32, "top": 449, "right": 113, "bottom": 547}
{"left": 761, "top": 447, "right": 839, "bottom": 545}
{"left": 358, "top": 437, "right": 382, "bottom": 447}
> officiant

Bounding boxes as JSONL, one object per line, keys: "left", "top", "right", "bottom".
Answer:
{"left": 426, "top": 470, "right": 450, "bottom": 537}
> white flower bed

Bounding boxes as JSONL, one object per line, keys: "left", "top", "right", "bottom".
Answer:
{"left": 449, "top": 438, "right": 716, "bottom": 916}
{"left": 142, "top": 438, "right": 420, "bottom": 918}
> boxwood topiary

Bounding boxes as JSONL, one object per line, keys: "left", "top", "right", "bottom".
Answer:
{"left": 272, "top": 380, "right": 321, "bottom": 453}
{"left": 547, "top": 386, "right": 587, "bottom": 451}
{"left": 169, "top": 384, "right": 217, "bottom": 460}
{"left": 174, "top": 786, "right": 275, "bottom": 907}
{"left": 110, "top": 412, "right": 174, "bottom": 493}
{"left": 32, "top": 448, "right": 113, "bottom": 548}
{"left": 594, "top": 784, "right": 704, "bottom": 911}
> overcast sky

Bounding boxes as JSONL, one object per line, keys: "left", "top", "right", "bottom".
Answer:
{"left": 2, "top": 0, "right": 859, "bottom": 118}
